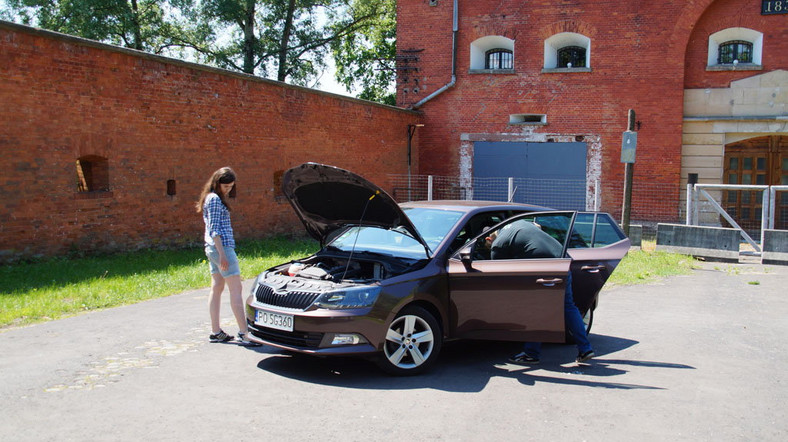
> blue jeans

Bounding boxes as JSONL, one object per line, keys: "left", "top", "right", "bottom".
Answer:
{"left": 523, "top": 272, "right": 592, "bottom": 358}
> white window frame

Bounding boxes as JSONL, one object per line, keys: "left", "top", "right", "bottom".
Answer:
{"left": 543, "top": 32, "right": 591, "bottom": 71}
{"left": 707, "top": 28, "right": 763, "bottom": 68}
{"left": 470, "top": 36, "right": 515, "bottom": 71}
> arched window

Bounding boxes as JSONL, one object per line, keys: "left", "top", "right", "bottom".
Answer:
{"left": 557, "top": 46, "right": 586, "bottom": 68}
{"left": 718, "top": 40, "right": 753, "bottom": 64}
{"left": 544, "top": 32, "right": 591, "bottom": 71}
{"left": 485, "top": 49, "right": 513, "bottom": 70}
{"left": 707, "top": 28, "right": 762, "bottom": 68}
{"left": 470, "top": 36, "right": 515, "bottom": 71}
{"left": 76, "top": 155, "right": 109, "bottom": 192}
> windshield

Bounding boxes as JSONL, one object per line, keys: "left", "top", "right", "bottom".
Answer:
{"left": 326, "top": 208, "right": 464, "bottom": 259}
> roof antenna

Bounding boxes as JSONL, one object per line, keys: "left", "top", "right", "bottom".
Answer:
{"left": 341, "top": 190, "right": 380, "bottom": 280}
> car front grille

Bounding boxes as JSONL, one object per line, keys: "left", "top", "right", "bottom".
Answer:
{"left": 248, "top": 323, "right": 323, "bottom": 348}
{"left": 254, "top": 284, "right": 321, "bottom": 310}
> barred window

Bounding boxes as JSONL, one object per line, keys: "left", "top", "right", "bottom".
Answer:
{"left": 718, "top": 40, "right": 753, "bottom": 64}
{"left": 485, "top": 49, "right": 513, "bottom": 70}
{"left": 558, "top": 46, "right": 586, "bottom": 68}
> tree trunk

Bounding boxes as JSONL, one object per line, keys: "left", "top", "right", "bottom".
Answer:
{"left": 242, "top": 0, "right": 257, "bottom": 74}
{"left": 277, "top": 0, "right": 297, "bottom": 81}
{"left": 130, "top": 0, "right": 143, "bottom": 50}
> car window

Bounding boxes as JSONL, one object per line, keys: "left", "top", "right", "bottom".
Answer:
{"left": 570, "top": 213, "right": 595, "bottom": 249}
{"left": 328, "top": 226, "right": 428, "bottom": 259}
{"left": 402, "top": 207, "right": 464, "bottom": 251}
{"left": 447, "top": 211, "right": 507, "bottom": 255}
{"left": 472, "top": 212, "right": 573, "bottom": 260}
{"left": 570, "top": 213, "right": 626, "bottom": 248}
{"left": 591, "top": 213, "right": 627, "bottom": 247}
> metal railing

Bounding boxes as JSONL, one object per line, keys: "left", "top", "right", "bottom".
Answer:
{"left": 686, "top": 184, "right": 788, "bottom": 252}
{"left": 388, "top": 175, "right": 788, "bottom": 247}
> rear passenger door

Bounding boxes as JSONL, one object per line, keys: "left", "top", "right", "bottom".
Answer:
{"left": 566, "top": 212, "right": 631, "bottom": 314}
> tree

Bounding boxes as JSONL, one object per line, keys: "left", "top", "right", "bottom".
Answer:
{"left": 3, "top": 0, "right": 196, "bottom": 55}
{"left": 2, "top": 0, "right": 398, "bottom": 103}
{"left": 329, "top": 0, "right": 395, "bottom": 105}
{"left": 190, "top": 0, "right": 386, "bottom": 87}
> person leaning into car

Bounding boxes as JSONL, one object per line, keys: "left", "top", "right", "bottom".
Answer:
{"left": 196, "top": 167, "right": 259, "bottom": 346}
{"left": 485, "top": 220, "right": 594, "bottom": 365}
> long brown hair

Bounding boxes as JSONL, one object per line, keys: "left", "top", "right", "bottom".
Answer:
{"left": 196, "top": 167, "right": 236, "bottom": 213}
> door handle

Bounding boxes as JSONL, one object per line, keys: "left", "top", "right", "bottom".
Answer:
{"left": 536, "top": 278, "right": 563, "bottom": 287}
{"left": 581, "top": 265, "right": 605, "bottom": 273}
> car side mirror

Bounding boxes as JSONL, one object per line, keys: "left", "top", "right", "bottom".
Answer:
{"left": 459, "top": 246, "right": 473, "bottom": 269}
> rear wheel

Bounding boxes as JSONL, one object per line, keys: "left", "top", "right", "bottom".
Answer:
{"left": 377, "top": 305, "right": 442, "bottom": 376}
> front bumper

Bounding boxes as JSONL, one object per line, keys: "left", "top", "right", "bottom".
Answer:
{"left": 245, "top": 299, "right": 384, "bottom": 356}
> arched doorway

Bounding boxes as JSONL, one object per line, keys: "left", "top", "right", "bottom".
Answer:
{"left": 723, "top": 136, "right": 788, "bottom": 231}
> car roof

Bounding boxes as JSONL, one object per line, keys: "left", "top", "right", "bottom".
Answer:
{"left": 399, "top": 200, "right": 551, "bottom": 213}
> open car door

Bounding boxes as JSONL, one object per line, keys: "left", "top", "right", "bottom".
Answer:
{"left": 565, "top": 212, "right": 631, "bottom": 317}
{"left": 446, "top": 212, "right": 577, "bottom": 343}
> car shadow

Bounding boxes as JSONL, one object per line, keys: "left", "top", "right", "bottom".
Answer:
{"left": 254, "top": 333, "right": 694, "bottom": 392}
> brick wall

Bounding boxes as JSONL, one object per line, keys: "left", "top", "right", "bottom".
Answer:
{"left": 0, "top": 22, "right": 420, "bottom": 262}
{"left": 395, "top": 0, "right": 786, "bottom": 218}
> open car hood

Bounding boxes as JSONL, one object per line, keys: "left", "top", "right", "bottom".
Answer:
{"left": 282, "top": 163, "right": 430, "bottom": 253}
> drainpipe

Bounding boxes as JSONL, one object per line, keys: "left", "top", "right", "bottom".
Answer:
{"left": 410, "top": 0, "right": 457, "bottom": 109}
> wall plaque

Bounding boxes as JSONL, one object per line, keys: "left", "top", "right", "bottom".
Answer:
{"left": 762, "top": 0, "right": 787, "bottom": 14}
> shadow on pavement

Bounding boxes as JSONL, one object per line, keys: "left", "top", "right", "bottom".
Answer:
{"left": 254, "top": 334, "right": 693, "bottom": 392}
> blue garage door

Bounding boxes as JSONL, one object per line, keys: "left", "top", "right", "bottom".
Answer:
{"left": 473, "top": 141, "right": 587, "bottom": 209}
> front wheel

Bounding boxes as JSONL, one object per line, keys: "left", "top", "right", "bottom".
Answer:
{"left": 377, "top": 305, "right": 442, "bottom": 376}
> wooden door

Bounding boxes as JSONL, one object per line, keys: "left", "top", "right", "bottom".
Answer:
{"left": 724, "top": 136, "right": 788, "bottom": 231}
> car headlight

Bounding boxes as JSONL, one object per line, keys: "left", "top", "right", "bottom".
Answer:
{"left": 314, "top": 286, "right": 381, "bottom": 309}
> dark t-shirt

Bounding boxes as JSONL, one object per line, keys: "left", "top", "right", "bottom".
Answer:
{"left": 491, "top": 220, "right": 563, "bottom": 259}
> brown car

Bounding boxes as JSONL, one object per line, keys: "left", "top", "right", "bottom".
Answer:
{"left": 245, "top": 163, "right": 630, "bottom": 375}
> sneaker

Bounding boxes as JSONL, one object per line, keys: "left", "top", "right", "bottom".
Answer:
{"left": 509, "top": 351, "right": 540, "bottom": 365}
{"left": 209, "top": 330, "right": 233, "bottom": 342}
{"left": 237, "top": 332, "right": 262, "bottom": 347}
{"left": 576, "top": 350, "right": 595, "bottom": 363}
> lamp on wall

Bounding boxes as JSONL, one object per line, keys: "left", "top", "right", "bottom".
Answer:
{"left": 407, "top": 124, "right": 425, "bottom": 201}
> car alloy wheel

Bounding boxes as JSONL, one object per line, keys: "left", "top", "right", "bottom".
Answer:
{"left": 379, "top": 305, "right": 442, "bottom": 375}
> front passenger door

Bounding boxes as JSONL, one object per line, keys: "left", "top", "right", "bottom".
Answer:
{"left": 446, "top": 212, "right": 576, "bottom": 343}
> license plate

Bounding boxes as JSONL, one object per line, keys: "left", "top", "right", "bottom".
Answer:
{"left": 255, "top": 309, "right": 294, "bottom": 332}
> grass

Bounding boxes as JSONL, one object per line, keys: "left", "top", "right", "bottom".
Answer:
{"left": 1, "top": 238, "right": 695, "bottom": 330}
{"left": 0, "top": 236, "right": 316, "bottom": 329}
{"left": 607, "top": 241, "right": 699, "bottom": 286}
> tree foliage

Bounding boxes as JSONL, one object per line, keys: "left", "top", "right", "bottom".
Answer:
{"left": 329, "top": 0, "right": 395, "bottom": 105}
{"left": 1, "top": 0, "right": 398, "bottom": 103}
{"left": 3, "top": 0, "right": 197, "bottom": 54}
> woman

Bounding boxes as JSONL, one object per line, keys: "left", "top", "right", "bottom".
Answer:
{"left": 196, "top": 167, "right": 259, "bottom": 346}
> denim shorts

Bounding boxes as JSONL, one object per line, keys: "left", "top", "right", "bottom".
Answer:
{"left": 204, "top": 245, "right": 241, "bottom": 277}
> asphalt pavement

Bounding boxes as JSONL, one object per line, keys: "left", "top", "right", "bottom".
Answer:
{"left": 1, "top": 260, "right": 787, "bottom": 441}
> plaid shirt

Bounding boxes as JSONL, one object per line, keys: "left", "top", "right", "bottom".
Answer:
{"left": 203, "top": 192, "right": 235, "bottom": 248}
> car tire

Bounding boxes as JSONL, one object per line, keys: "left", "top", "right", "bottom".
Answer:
{"left": 377, "top": 305, "right": 442, "bottom": 376}
{"left": 565, "top": 306, "right": 594, "bottom": 343}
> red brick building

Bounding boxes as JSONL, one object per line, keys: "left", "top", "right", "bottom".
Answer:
{"left": 0, "top": 22, "right": 419, "bottom": 261}
{"left": 395, "top": 0, "right": 787, "bottom": 228}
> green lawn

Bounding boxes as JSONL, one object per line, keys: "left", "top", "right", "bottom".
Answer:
{"left": 0, "top": 237, "right": 316, "bottom": 329}
{"left": 0, "top": 238, "right": 694, "bottom": 329}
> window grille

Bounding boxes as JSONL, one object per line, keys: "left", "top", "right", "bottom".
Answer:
{"left": 485, "top": 49, "right": 513, "bottom": 70}
{"left": 557, "top": 46, "right": 586, "bottom": 68}
{"left": 718, "top": 40, "right": 753, "bottom": 64}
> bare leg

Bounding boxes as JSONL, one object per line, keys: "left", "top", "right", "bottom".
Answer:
{"left": 225, "top": 274, "right": 248, "bottom": 334}
{"left": 209, "top": 272, "right": 226, "bottom": 334}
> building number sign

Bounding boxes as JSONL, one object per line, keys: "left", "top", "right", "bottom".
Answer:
{"left": 762, "top": 0, "right": 787, "bottom": 14}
